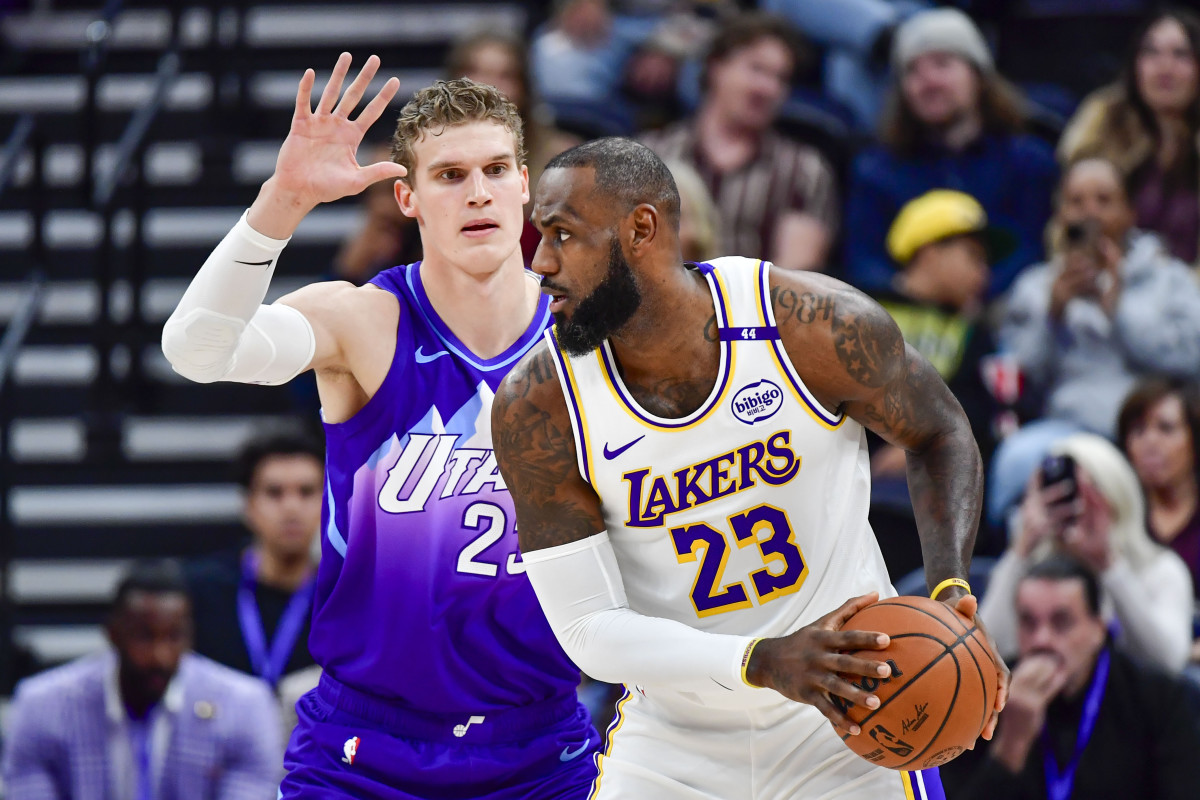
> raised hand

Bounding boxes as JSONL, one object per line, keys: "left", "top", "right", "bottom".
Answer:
{"left": 746, "top": 593, "right": 892, "bottom": 736}
{"left": 252, "top": 53, "right": 408, "bottom": 238}
{"left": 1015, "top": 470, "right": 1080, "bottom": 559}
{"left": 1058, "top": 476, "right": 1114, "bottom": 572}
{"left": 1049, "top": 251, "right": 1100, "bottom": 320}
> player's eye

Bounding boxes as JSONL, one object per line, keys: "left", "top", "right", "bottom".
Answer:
{"left": 557, "top": 230, "right": 571, "bottom": 243}
{"left": 486, "top": 164, "right": 507, "bottom": 175}
{"left": 440, "top": 169, "right": 461, "bottom": 181}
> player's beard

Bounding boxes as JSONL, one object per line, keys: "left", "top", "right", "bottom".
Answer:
{"left": 554, "top": 238, "right": 642, "bottom": 357}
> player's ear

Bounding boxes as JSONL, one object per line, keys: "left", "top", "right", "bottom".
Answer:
{"left": 395, "top": 179, "right": 419, "bottom": 219}
{"left": 628, "top": 203, "right": 658, "bottom": 254}
{"left": 520, "top": 164, "right": 530, "bottom": 206}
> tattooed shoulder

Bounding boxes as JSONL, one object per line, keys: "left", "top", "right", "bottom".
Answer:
{"left": 491, "top": 343, "right": 604, "bottom": 551}
{"left": 498, "top": 341, "right": 559, "bottom": 403}
{"left": 827, "top": 289, "right": 903, "bottom": 389}
{"left": 770, "top": 283, "right": 836, "bottom": 326}
{"left": 769, "top": 273, "right": 903, "bottom": 393}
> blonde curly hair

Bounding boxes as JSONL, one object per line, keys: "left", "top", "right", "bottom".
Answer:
{"left": 390, "top": 78, "right": 526, "bottom": 185}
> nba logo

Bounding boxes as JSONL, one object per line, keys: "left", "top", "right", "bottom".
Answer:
{"left": 342, "top": 736, "right": 361, "bottom": 765}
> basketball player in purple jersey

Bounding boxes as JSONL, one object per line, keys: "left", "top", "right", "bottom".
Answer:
{"left": 162, "top": 54, "right": 599, "bottom": 798}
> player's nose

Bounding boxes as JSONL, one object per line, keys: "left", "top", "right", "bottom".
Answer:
{"left": 530, "top": 237, "right": 556, "bottom": 278}
{"left": 466, "top": 169, "right": 492, "bottom": 205}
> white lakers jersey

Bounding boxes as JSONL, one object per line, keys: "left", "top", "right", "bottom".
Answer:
{"left": 547, "top": 257, "right": 895, "bottom": 643}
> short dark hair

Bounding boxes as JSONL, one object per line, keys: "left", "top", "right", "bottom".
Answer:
{"left": 545, "top": 137, "right": 681, "bottom": 229}
{"left": 112, "top": 559, "right": 190, "bottom": 614}
{"left": 1117, "top": 377, "right": 1200, "bottom": 480}
{"left": 235, "top": 431, "right": 324, "bottom": 489}
{"left": 701, "top": 12, "right": 808, "bottom": 93}
{"left": 1022, "top": 554, "right": 1101, "bottom": 617}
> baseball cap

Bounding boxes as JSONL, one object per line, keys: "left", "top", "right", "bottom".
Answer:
{"left": 886, "top": 189, "right": 1016, "bottom": 265}
{"left": 892, "top": 8, "right": 993, "bottom": 73}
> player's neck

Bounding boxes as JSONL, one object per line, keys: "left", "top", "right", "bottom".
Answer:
{"left": 420, "top": 249, "right": 540, "bottom": 359}
{"left": 254, "top": 545, "right": 313, "bottom": 592}
{"left": 609, "top": 266, "right": 717, "bottom": 383}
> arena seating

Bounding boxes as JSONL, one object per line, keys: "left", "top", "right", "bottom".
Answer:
{"left": 0, "top": 0, "right": 528, "bottom": 687}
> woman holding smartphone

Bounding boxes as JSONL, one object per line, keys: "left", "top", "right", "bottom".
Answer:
{"left": 986, "top": 156, "right": 1200, "bottom": 531}
{"left": 979, "top": 433, "right": 1194, "bottom": 675}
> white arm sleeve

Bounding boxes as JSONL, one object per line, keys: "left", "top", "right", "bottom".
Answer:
{"left": 161, "top": 211, "right": 316, "bottom": 385}
{"left": 522, "top": 532, "right": 772, "bottom": 697}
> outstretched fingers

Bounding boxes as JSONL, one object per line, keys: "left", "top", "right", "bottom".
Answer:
{"left": 355, "top": 159, "right": 408, "bottom": 192}
{"left": 356, "top": 76, "right": 403, "bottom": 132}
{"left": 315, "top": 52, "right": 353, "bottom": 115}
{"left": 335, "top": 54, "right": 381, "bottom": 118}
{"left": 293, "top": 69, "right": 316, "bottom": 121}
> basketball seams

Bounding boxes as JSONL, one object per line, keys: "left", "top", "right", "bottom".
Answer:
{"left": 844, "top": 636, "right": 971, "bottom": 770}
{"left": 872, "top": 597, "right": 971, "bottom": 638}
{"left": 837, "top": 598, "right": 993, "bottom": 770}
{"left": 896, "top": 647, "right": 964, "bottom": 770}
{"left": 838, "top": 631, "right": 956, "bottom": 738}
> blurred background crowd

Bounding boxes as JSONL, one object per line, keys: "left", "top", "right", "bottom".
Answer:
{"left": 2, "top": 0, "right": 1200, "bottom": 796}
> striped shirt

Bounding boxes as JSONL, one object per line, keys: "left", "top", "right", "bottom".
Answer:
{"left": 640, "top": 121, "right": 838, "bottom": 259}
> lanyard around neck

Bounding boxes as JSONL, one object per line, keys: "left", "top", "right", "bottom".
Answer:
{"left": 237, "top": 550, "right": 315, "bottom": 687}
{"left": 1041, "top": 647, "right": 1111, "bottom": 800}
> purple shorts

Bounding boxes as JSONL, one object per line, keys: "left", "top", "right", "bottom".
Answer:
{"left": 281, "top": 673, "right": 601, "bottom": 799}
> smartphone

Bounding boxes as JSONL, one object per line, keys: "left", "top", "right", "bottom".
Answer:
{"left": 1064, "top": 219, "right": 1103, "bottom": 268}
{"left": 1040, "top": 454, "right": 1078, "bottom": 505}
{"left": 1064, "top": 219, "right": 1100, "bottom": 250}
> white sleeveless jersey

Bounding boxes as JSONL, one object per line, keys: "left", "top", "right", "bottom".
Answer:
{"left": 547, "top": 257, "right": 894, "bottom": 641}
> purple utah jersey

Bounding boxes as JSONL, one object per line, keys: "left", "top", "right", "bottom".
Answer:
{"left": 310, "top": 261, "right": 577, "bottom": 712}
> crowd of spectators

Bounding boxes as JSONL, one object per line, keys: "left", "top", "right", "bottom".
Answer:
{"left": 6, "top": 0, "right": 1200, "bottom": 795}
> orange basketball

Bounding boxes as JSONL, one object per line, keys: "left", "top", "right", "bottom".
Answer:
{"left": 831, "top": 595, "right": 999, "bottom": 771}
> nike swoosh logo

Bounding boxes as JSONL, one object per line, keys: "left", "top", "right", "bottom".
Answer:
{"left": 560, "top": 741, "right": 591, "bottom": 762}
{"left": 414, "top": 346, "right": 450, "bottom": 364}
{"left": 602, "top": 435, "right": 644, "bottom": 460}
{"left": 234, "top": 259, "right": 274, "bottom": 267}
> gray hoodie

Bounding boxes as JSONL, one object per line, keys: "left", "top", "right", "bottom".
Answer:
{"left": 999, "top": 231, "right": 1200, "bottom": 437}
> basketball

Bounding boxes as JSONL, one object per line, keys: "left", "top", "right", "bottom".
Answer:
{"left": 832, "top": 596, "right": 999, "bottom": 771}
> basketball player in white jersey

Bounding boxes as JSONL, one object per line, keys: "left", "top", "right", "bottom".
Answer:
{"left": 492, "top": 138, "right": 1009, "bottom": 799}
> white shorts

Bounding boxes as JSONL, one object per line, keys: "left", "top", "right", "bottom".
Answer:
{"left": 588, "top": 686, "right": 945, "bottom": 800}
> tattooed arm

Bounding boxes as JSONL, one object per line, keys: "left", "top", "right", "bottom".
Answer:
{"left": 492, "top": 341, "right": 895, "bottom": 713}
{"left": 768, "top": 269, "right": 1008, "bottom": 737}
{"left": 771, "top": 271, "right": 981, "bottom": 598}
{"left": 491, "top": 343, "right": 605, "bottom": 552}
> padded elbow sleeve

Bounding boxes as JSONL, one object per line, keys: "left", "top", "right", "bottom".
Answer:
{"left": 162, "top": 303, "right": 315, "bottom": 385}
{"left": 161, "top": 308, "right": 247, "bottom": 383}
{"left": 162, "top": 210, "right": 302, "bottom": 384}
{"left": 224, "top": 303, "right": 317, "bottom": 385}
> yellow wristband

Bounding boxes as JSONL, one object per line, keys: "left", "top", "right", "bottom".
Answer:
{"left": 740, "top": 638, "right": 764, "bottom": 687}
{"left": 930, "top": 578, "right": 971, "bottom": 600}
